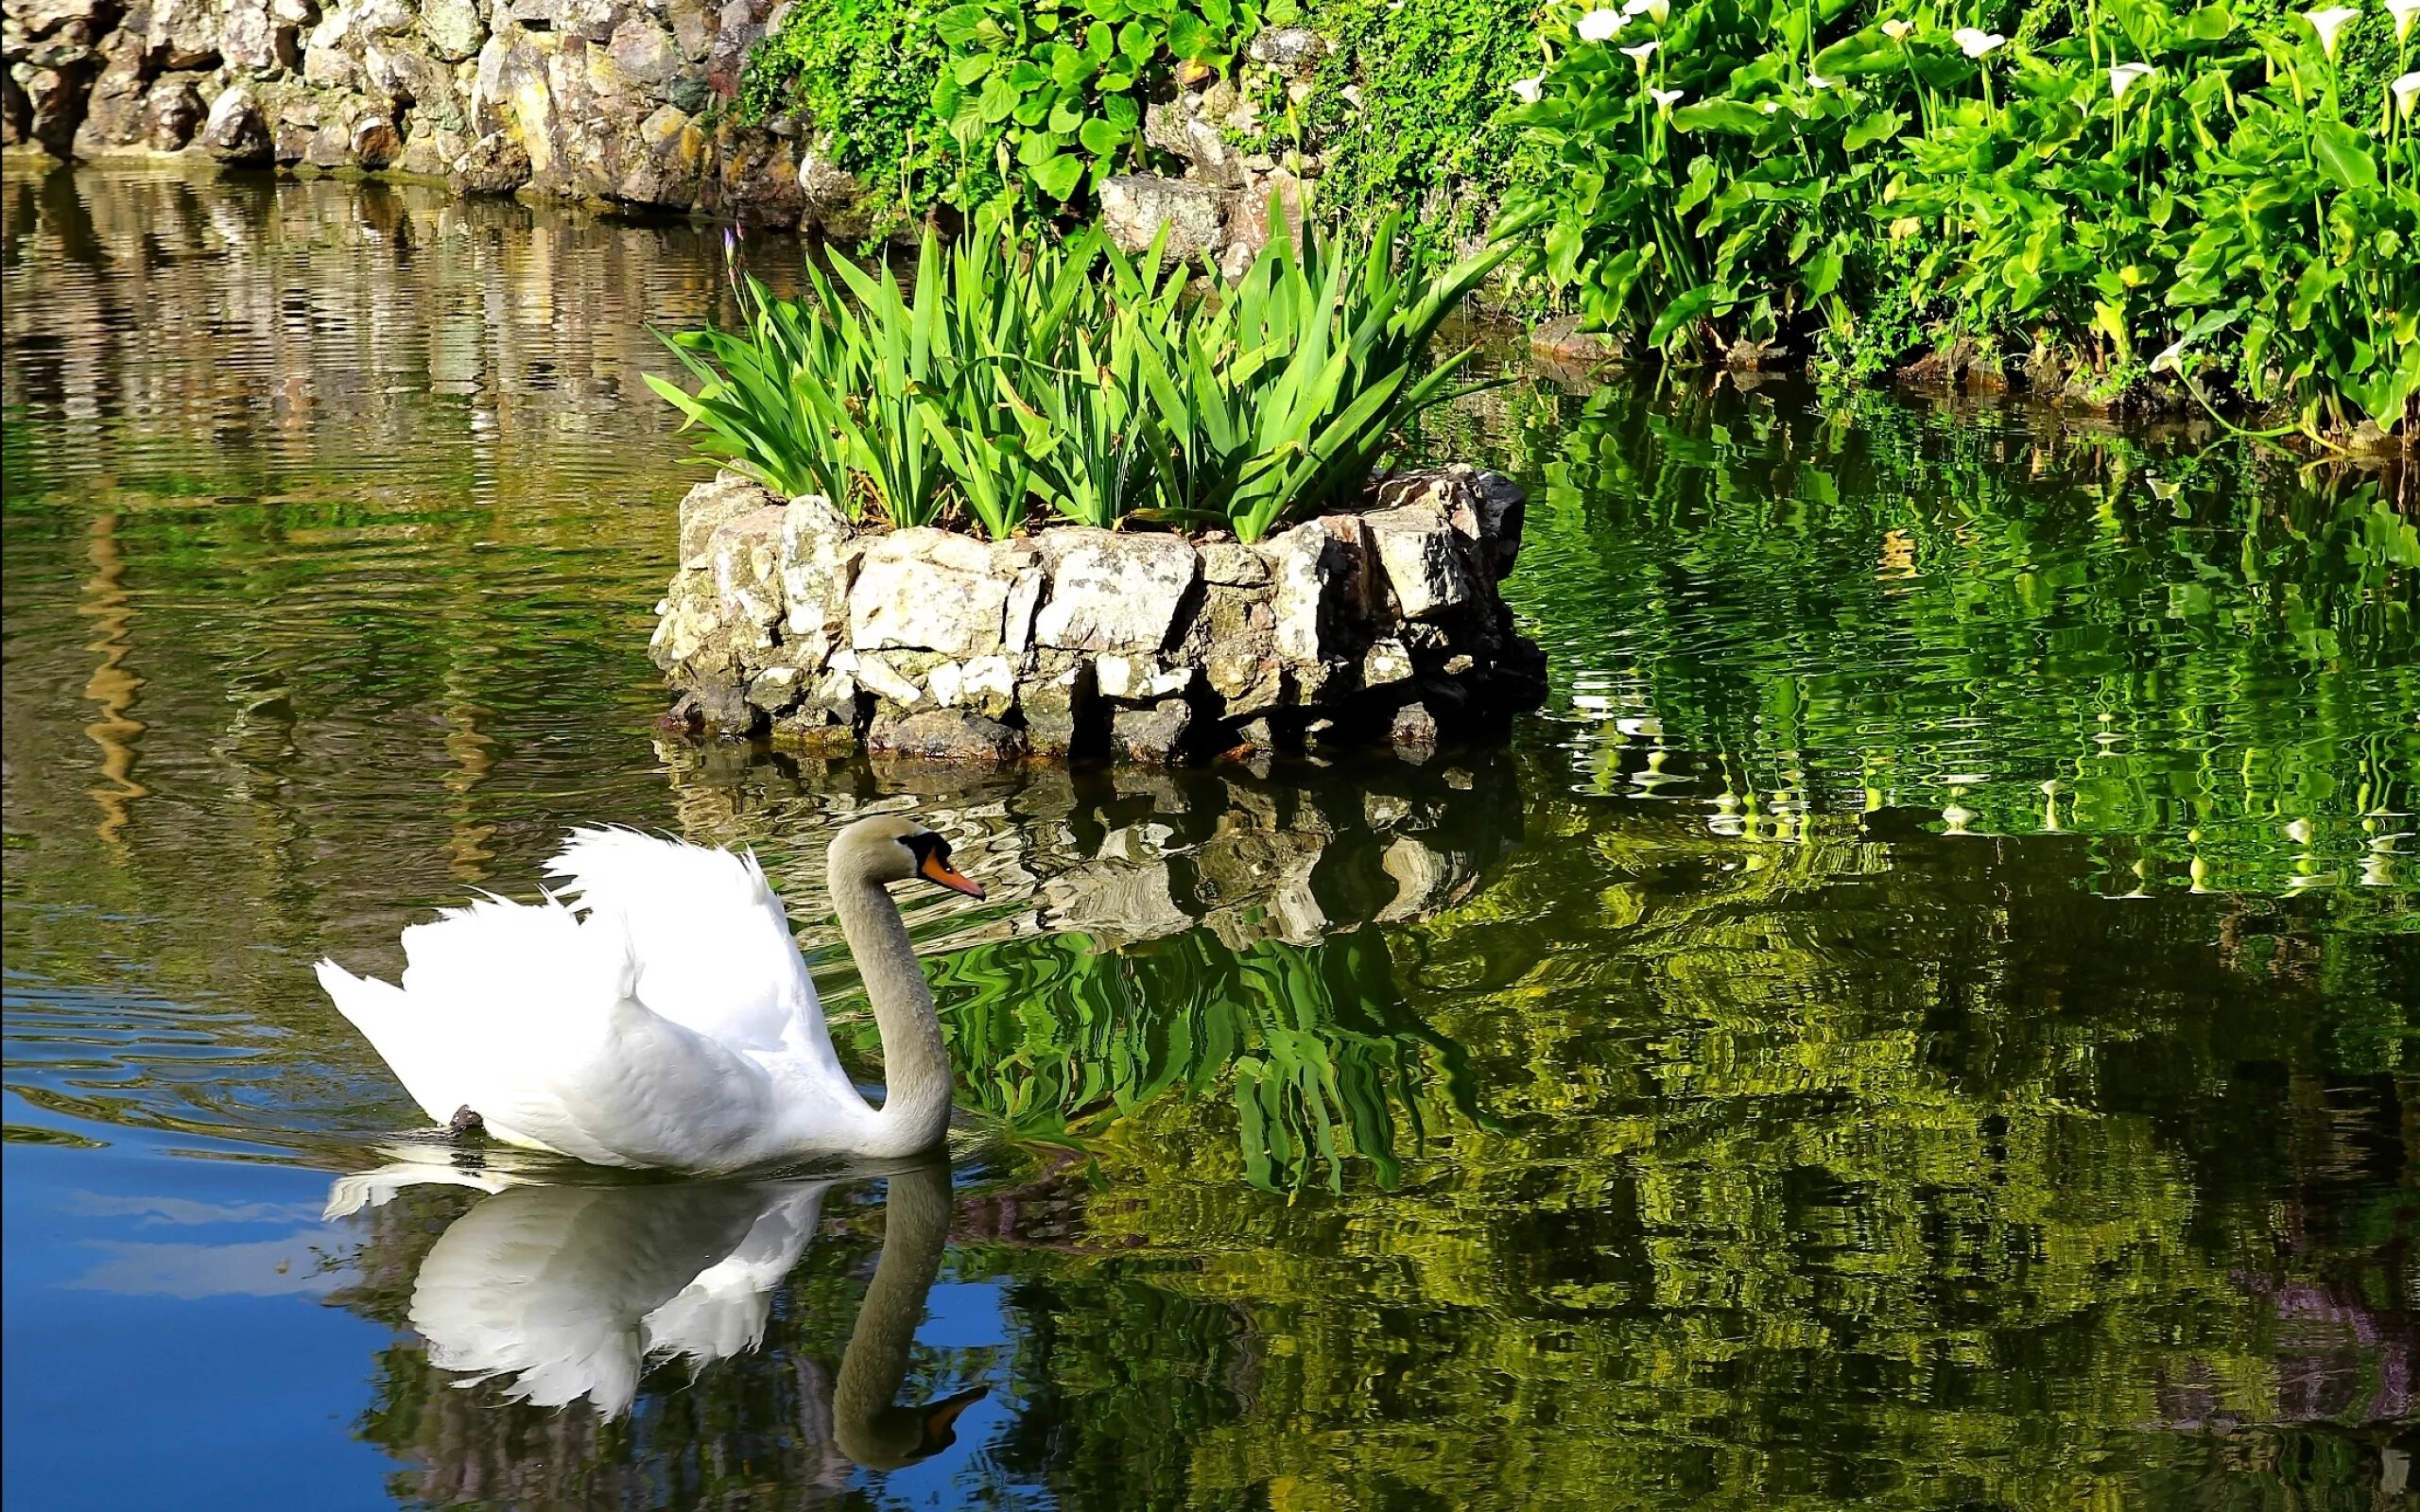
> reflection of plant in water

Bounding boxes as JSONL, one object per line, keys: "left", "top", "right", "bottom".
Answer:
{"left": 914, "top": 927, "right": 1487, "bottom": 1191}
{"left": 984, "top": 760, "right": 2412, "bottom": 1510}
{"left": 1496, "top": 380, "right": 2419, "bottom": 894}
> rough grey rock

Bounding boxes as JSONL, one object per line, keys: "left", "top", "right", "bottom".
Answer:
{"left": 1247, "top": 26, "right": 1326, "bottom": 72}
{"left": 652, "top": 479, "right": 1539, "bottom": 763}
{"left": 1363, "top": 504, "right": 1479, "bottom": 620}
{"left": 419, "top": 0, "right": 485, "bottom": 60}
{"left": 71, "top": 35, "right": 150, "bottom": 152}
{"left": 23, "top": 58, "right": 98, "bottom": 156}
{"left": 677, "top": 472, "right": 776, "bottom": 566}
{"left": 1032, "top": 529, "right": 1196, "bottom": 655}
{"left": 870, "top": 708, "right": 1025, "bottom": 763}
{"left": 1021, "top": 650, "right": 1095, "bottom": 757}
{"left": 1391, "top": 701, "right": 1441, "bottom": 748}
{"left": 849, "top": 528, "right": 1010, "bottom": 657}
{"left": 1110, "top": 698, "right": 1193, "bottom": 764}
{"left": 777, "top": 494, "right": 853, "bottom": 659}
{"left": 709, "top": 505, "right": 786, "bottom": 633}
{"left": 221, "top": 0, "right": 299, "bottom": 74}
{"left": 449, "top": 128, "right": 530, "bottom": 193}
{"left": 603, "top": 13, "right": 678, "bottom": 98}
{"left": 1098, "top": 174, "right": 1224, "bottom": 263}
{"left": 1220, "top": 169, "right": 1305, "bottom": 279}
{"left": 200, "top": 82, "right": 272, "bottom": 161}
{"left": 1530, "top": 314, "right": 1624, "bottom": 371}
{"left": 1258, "top": 519, "right": 1346, "bottom": 664}
{"left": 138, "top": 71, "right": 201, "bottom": 147}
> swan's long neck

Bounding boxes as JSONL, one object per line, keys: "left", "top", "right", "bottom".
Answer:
{"left": 833, "top": 1163, "right": 952, "bottom": 1466}
{"left": 828, "top": 865, "right": 955, "bottom": 1158}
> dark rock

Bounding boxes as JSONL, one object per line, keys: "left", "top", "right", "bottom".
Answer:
{"left": 869, "top": 708, "right": 1025, "bottom": 763}
{"left": 1530, "top": 314, "right": 1622, "bottom": 370}
{"left": 1246, "top": 26, "right": 1325, "bottom": 72}
{"left": 1098, "top": 174, "right": 1224, "bottom": 263}
{"left": 71, "top": 33, "right": 149, "bottom": 152}
{"left": 25, "top": 49, "right": 101, "bottom": 155}
{"left": 349, "top": 110, "right": 400, "bottom": 165}
{"left": 137, "top": 71, "right": 200, "bottom": 147}
{"left": 450, "top": 129, "right": 530, "bottom": 192}
{"left": 1111, "top": 698, "right": 1193, "bottom": 764}
{"left": 1022, "top": 651, "right": 1098, "bottom": 758}
{"left": 1391, "top": 701, "right": 1440, "bottom": 749}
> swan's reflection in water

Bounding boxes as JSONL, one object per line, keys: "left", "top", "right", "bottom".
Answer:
{"left": 333, "top": 1156, "right": 983, "bottom": 1473}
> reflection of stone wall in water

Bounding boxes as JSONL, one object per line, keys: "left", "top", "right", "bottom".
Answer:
{"left": 655, "top": 737, "right": 1525, "bottom": 955}
{"left": 649, "top": 466, "right": 1547, "bottom": 765}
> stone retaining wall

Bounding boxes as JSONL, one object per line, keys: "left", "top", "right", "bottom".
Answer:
{"left": 4, "top": 0, "right": 877, "bottom": 231}
{"left": 3, "top": 0, "right": 1338, "bottom": 271}
{"left": 650, "top": 466, "right": 1547, "bottom": 763}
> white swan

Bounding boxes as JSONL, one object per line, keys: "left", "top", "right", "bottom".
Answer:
{"left": 315, "top": 815, "right": 986, "bottom": 1171}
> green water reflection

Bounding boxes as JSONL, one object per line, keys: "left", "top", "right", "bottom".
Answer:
{"left": 2, "top": 163, "right": 2412, "bottom": 1511}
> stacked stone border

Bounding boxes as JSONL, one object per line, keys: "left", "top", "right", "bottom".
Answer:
{"left": 650, "top": 465, "right": 1547, "bottom": 764}
{"left": 5, "top": 0, "right": 1345, "bottom": 270}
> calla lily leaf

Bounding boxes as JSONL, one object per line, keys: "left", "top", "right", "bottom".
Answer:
{"left": 2308, "top": 119, "right": 2377, "bottom": 192}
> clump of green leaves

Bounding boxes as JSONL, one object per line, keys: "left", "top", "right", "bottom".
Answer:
{"left": 741, "top": 0, "right": 1262, "bottom": 218}
{"left": 648, "top": 210, "right": 1512, "bottom": 541}
{"left": 1499, "top": 0, "right": 2419, "bottom": 437}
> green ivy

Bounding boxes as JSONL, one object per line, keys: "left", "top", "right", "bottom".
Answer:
{"left": 740, "top": 0, "right": 1262, "bottom": 221}
{"left": 1288, "top": 0, "right": 1555, "bottom": 271}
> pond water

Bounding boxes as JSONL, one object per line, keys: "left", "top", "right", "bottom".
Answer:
{"left": 3, "top": 163, "right": 2414, "bottom": 1511}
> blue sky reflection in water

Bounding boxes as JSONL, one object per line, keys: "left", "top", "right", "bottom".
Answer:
{"left": 2, "top": 163, "right": 2414, "bottom": 1511}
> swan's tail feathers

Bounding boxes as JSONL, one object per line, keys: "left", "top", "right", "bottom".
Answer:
{"left": 317, "top": 957, "right": 465, "bottom": 1128}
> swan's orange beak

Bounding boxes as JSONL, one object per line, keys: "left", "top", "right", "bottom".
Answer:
{"left": 919, "top": 851, "right": 985, "bottom": 900}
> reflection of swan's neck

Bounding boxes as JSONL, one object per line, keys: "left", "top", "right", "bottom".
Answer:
{"left": 829, "top": 861, "right": 955, "bottom": 1158}
{"left": 833, "top": 1164, "right": 959, "bottom": 1468}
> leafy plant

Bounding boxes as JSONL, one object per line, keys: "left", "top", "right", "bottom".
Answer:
{"left": 648, "top": 209, "right": 1513, "bottom": 541}
{"left": 742, "top": 0, "right": 1262, "bottom": 218}
{"left": 1498, "top": 0, "right": 2419, "bottom": 436}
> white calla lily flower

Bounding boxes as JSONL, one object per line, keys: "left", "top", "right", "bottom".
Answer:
{"left": 1808, "top": 72, "right": 1837, "bottom": 90}
{"left": 1881, "top": 18, "right": 1914, "bottom": 40}
{"left": 1511, "top": 73, "right": 1545, "bottom": 102}
{"left": 1651, "top": 86, "right": 1685, "bottom": 110}
{"left": 2394, "top": 70, "right": 2420, "bottom": 114}
{"left": 1620, "top": 39, "right": 1660, "bottom": 70}
{"left": 2109, "top": 61, "right": 2155, "bottom": 98}
{"left": 2149, "top": 338, "right": 2188, "bottom": 374}
{"left": 1577, "top": 8, "right": 1623, "bottom": 41}
{"left": 1759, "top": 98, "right": 1782, "bottom": 113}
{"left": 2299, "top": 6, "right": 2360, "bottom": 60}
{"left": 1953, "top": 26, "right": 2006, "bottom": 58}
{"left": 2389, "top": 0, "right": 2420, "bottom": 41}
{"left": 1621, "top": 0, "right": 1668, "bottom": 19}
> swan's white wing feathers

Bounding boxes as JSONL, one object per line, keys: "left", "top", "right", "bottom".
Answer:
{"left": 323, "top": 894, "right": 789, "bottom": 1170}
{"left": 544, "top": 827, "right": 824, "bottom": 1054}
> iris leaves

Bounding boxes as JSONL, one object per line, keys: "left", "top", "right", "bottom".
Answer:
{"left": 650, "top": 207, "right": 1513, "bottom": 541}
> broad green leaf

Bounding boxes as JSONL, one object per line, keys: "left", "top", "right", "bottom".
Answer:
{"left": 1028, "top": 151, "right": 1085, "bottom": 200}
{"left": 2309, "top": 119, "right": 2377, "bottom": 193}
{"left": 1843, "top": 109, "right": 1903, "bottom": 153}
{"left": 1671, "top": 99, "right": 1772, "bottom": 136}
{"left": 1079, "top": 116, "right": 1126, "bottom": 157}
{"left": 1650, "top": 284, "right": 1718, "bottom": 350}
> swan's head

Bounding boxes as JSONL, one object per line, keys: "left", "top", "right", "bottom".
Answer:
{"left": 832, "top": 815, "right": 985, "bottom": 901}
